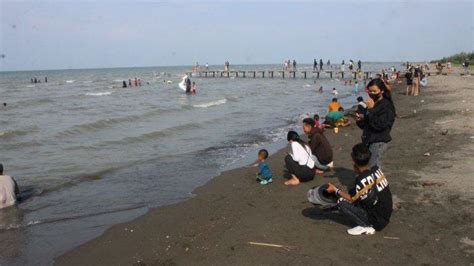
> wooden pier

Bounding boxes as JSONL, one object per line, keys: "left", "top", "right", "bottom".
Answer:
{"left": 187, "top": 70, "right": 374, "bottom": 80}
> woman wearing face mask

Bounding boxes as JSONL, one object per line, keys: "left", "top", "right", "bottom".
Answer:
{"left": 356, "top": 78, "right": 396, "bottom": 169}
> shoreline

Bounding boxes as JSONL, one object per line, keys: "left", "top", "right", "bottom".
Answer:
{"left": 57, "top": 75, "right": 474, "bottom": 264}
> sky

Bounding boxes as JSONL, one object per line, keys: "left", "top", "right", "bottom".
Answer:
{"left": 0, "top": 0, "right": 473, "bottom": 71}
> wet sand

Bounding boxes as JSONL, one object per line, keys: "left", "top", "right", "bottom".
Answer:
{"left": 56, "top": 74, "right": 474, "bottom": 265}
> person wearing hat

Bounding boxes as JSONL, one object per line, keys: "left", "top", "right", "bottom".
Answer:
{"left": 0, "top": 164, "right": 20, "bottom": 209}
{"left": 325, "top": 143, "right": 393, "bottom": 235}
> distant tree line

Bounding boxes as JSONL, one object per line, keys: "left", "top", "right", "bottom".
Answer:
{"left": 430, "top": 51, "right": 473, "bottom": 64}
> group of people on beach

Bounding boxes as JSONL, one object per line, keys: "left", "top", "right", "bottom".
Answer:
{"left": 122, "top": 77, "right": 142, "bottom": 88}
{"left": 30, "top": 77, "right": 47, "bottom": 83}
{"left": 404, "top": 63, "right": 427, "bottom": 96}
{"left": 313, "top": 59, "right": 329, "bottom": 70}
{"left": 193, "top": 62, "right": 209, "bottom": 72}
{"left": 283, "top": 59, "right": 298, "bottom": 71}
{"left": 253, "top": 76, "right": 396, "bottom": 235}
{"left": 224, "top": 61, "right": 230, "bottom": 72}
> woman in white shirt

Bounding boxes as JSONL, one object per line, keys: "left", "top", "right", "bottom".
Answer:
{"left": 0, "top": 164, "right": 19, "bottom": 209}
{"left": 284, "top": 131, "right": 316, "bottom": 186}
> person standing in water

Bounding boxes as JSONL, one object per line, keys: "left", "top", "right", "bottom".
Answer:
{"left": 319, "top": 59, "right": 323, "bottom": 70}
{"left": 353, "top": 80, "right": 360, "bottom": 94}
{"left": 191, "top": 81, "right": 197, "bottom": 94}
{"left": 293, "top": 60, "right": 297, "bottom": 71}
{"left": 313, "top": 59, "right": 317, "bottom": 71}
{"left": 0, "top": 164, "right": 20, "bottom": 209}
{"left": 122, "top": 81, "right": 127, "bottom": 88}
{"left": 185, "top": 76, "right": 192, "bottom": 94}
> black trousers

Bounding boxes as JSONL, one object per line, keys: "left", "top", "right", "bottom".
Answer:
{"left": 284, "top": 155, "right": 315, "bottom": 182}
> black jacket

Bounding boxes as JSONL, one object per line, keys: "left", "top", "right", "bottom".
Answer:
{"left": 357, "top": 98, "right": 395, "bottom": 145}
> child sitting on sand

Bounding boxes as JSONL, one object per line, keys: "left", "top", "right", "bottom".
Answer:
{"left": 253, "top": 149, "right": 273, "bottom": 185}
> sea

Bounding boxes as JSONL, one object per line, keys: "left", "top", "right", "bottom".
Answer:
{"left": 0, "top": 63, "right": 400, "bottom": 264}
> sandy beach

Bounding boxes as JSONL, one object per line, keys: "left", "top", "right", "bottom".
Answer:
{"left": 54, "top": 73, "right": 474, "bottom": 265}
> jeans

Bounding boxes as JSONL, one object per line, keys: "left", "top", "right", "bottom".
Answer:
{"left": 338, "top": 200, "right": 371, "bottom": 227}
{"left": 368, "top": 142, "right": 388, "bottom": 169}
{"left": 313, "top": 155, "right": 330, "bottom": 171}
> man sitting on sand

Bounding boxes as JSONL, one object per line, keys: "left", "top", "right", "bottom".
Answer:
{"left": 302, "top": 118, "right": 334, "bottom": 174}
{"left": 0, "top": 164, "right": 20, "bottom": 209}
{"left": 324, "top": 107, "right": 350, "bottom": 128}
{"left": 325, "top": 143, "right": 393, "bottom": 235}
{"left": 328, "top": 98, "right": 342, "bottom": 112}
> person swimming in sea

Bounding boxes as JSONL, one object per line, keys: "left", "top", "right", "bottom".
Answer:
{"left": 191, "top": 82, "right": 197, "bottom": 95}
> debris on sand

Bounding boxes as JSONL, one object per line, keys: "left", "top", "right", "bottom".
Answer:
{"left": 424, "top": 152, "right": 431, "bottom": 156}
{"left": 420, "top": 181, "right": 443, "bottom": 187}
{"left": 383, "top": 236, "right": 400, "bottom": 240}
{"left": 248, "top": 242, "right": 295, "bottom": 251}
{"left": 460, "top": 237, "right": 474, "bottom": 246}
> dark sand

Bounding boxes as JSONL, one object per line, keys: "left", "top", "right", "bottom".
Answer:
{"left": 57, "top": 77, "right": 474, "bottom": 265}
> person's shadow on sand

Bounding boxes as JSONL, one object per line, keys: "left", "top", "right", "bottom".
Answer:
{"left": 302, "top": 167, "right": 356, "bottom": 227}
{"left": 301, "top": 207, "right": 352, "bottom": 227}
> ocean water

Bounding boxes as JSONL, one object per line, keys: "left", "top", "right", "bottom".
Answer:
{"left": 0, "top": 63, "right": 399, "bottom": 264}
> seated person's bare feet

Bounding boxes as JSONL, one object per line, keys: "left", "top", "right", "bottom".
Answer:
{"left": 284, "top": 175, "right": 300, "bottom": 186}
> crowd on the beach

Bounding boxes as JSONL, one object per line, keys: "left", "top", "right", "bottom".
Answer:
{"left": 6, "top": 59, "right": 466, "bottom": 239}
{"left": 253, "top": 72, "right": 396, "bottom": 235}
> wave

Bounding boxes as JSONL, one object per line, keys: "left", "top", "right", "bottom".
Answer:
{"left": 66, "top": 80, "right": 75, "bottom": 84}
{"left": 57, "top": 116, "right": 142, "bottom": 137}
{"left": 85, "top": 91, "right": 112, "bottom": 96}
{"left": 193, "top": 99, "right": 227, "bottom": 108}
{"left": 96, "top": 122, "right": 204, "bottom": 147}
{"left": 0, "top": 205, "right": 146, "bottom": 231}
{"left": 56, "top": 106, "right": 184, "bottom": 138}
{"left": 71, "top": 116, "right": 227, "bottom": 150}
{"left": 0, "top": 140, "right": 42, "bottom": 150}
{"left": 14, "top": 97, "right": 54, "bottom": 107}
{"left": 0, "top": 129, "right": 30, "bottom": 139}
